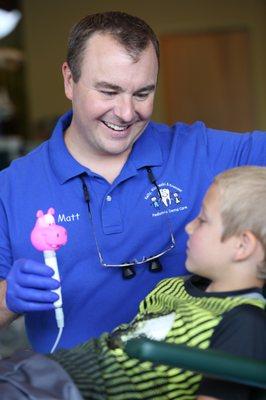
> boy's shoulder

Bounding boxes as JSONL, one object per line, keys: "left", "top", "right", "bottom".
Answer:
{"left": 153, "top": 276, "right": 188, "bottom": 290}
{"left": 219, "top": 303, "right": 266, "bottom": 330}
{"left": 211, "top": 303, "right": 266, "bottom": 359}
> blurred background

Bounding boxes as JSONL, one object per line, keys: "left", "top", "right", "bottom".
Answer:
{"left": 0, "top": 0, "right": 266, "bottom": 355}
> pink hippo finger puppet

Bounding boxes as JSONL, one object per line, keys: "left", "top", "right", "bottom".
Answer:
{"left": 31, "top": 208, "right": 67, "bottom": 352}
{"left": 31, "top": 207, "right": 67, "bottom": 251}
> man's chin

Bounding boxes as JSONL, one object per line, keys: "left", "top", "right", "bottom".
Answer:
{"left": 98, "top": 142, "right": 132, "bottom": 158}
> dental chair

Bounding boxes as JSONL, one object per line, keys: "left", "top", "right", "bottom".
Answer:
{"left": 125, "top": 338, "right": 266, "bottom": 400}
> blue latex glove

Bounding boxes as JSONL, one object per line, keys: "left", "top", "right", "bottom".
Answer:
{"left": 6, "top": 258, "right": 60, "bottom": 313}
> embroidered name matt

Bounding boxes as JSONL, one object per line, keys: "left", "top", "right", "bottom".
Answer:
{"left": 58, "top": 213, "right": 80, "bottom": 222}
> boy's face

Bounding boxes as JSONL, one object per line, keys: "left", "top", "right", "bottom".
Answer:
{"left": 185, "top": 184, "right": 235, "bottom": 279}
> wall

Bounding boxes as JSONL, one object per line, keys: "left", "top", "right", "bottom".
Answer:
{"left": 22, "top": 0, "right": 266, "bottom": 136}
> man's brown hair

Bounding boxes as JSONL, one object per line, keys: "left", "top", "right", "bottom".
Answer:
{"left": 66, "top": 11, "right": 160, "bottom": 82}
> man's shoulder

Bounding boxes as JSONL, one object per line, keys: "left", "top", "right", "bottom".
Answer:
{"left": 1, "top": 141, "right": 47, "bottom": 174}
{"left": 0, "top": 112, "right": 69, "bottom": 181}
{"left": 0, "top": 140, "right": 50, "bottom": 192}
{"left": 149, "top": 119, "right": 256, "bottom": 142}
{"left": 150, "top": 119, "right": 207, "bottom": 137}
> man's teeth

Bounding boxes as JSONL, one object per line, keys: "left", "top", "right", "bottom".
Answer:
{"left": 103, "top": 121, "right": 129, "bottom": 131}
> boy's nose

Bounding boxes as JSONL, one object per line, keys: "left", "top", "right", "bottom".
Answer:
{"left": 185, "top": 219, "right": 195, "bottom": 235}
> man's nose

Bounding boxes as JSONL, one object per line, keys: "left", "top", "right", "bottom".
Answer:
{"left": 114, "top": 95, "right": 135, "bottom": 123}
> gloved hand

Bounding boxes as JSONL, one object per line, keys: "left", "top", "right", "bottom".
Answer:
{"left": 6, "top": 258, "right": 60, "bottom": 314}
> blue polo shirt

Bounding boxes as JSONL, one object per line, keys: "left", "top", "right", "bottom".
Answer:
{"left": 0, "top": 111, "right": 265, "bottom": 353}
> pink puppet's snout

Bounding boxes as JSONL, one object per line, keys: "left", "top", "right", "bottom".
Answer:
{"left": 46, "top": 225, "right": 67, "bottom": 250}
{"left": 31, "top": 224, "right": 68, "bottom": 252}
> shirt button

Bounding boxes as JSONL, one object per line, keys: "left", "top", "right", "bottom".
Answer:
{"left": 106, "top": 195, "right": 112, "bottom": 202}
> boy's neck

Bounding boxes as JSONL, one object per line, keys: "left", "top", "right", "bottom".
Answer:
{"left": 206, "top": 275, "right": 264, "bottom": 293}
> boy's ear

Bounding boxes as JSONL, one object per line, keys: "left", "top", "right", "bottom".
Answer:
{"left": 233, "top": 230, "right": 257, "bottom": 262}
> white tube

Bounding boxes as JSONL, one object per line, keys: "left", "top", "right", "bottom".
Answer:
{"left": 43, "top": 250, "right": 65, "bottom": 352}
{"left": 43, "top": 249, "right": 63, "bottom": 308}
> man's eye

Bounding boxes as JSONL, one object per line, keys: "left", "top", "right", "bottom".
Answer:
{"left": 135, "top": 92, "right": 150, "bottom": 100}
{"left": 100, "top": 91, "right": 116, "bottom": 96}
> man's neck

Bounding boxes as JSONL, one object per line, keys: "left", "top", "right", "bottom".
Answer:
{"left": 64, "top": 127, "right": 131, "bottom": 183}
{"left": 79, "top": 153, "right": 129, "bottom": 183}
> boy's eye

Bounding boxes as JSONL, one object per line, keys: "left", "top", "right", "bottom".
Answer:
{"left": 198, "top": 216, "right": 206, "bottom": 224}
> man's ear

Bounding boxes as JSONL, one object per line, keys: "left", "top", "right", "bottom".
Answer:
{"left": 234, "top": 230, "right": 257, "bottom": 262}
{"left": 62, "top": 62, "right": 74, "bottom": 101}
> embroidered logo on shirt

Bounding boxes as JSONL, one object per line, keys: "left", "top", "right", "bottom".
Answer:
{"left": 144, "top": 182, "right": 188, "bottom": 217}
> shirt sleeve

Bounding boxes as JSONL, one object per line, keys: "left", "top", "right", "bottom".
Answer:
{"left": 0, "top": 197, "right": 12, "bottom": 279}
{"left": 204, "top": 126, "right": 266, "bottom": 176}
{"left": 197, "top": 304, "right": 266, "bottom": 400}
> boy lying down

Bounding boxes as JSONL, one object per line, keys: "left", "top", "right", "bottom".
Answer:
{"left": 1, "top": 166, "right": 265, "bottom": 400}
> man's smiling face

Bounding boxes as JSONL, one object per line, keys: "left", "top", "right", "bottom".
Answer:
{"left": 63, "top": 32, "right": 158, "bottom": 158}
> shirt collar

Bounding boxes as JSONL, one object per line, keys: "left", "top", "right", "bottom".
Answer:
{"left": 48, "top": 111, "right": 86, "bottom": 184}
{"left": 48, "top": 111, "right": 163, "bottom": 184}
{"left": 129, "top": 121, "right": 163, "bottom": 169}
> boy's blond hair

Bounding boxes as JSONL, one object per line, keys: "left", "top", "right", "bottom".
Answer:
{"left": 214, "top": 166, "right": 266, "bottom": 278}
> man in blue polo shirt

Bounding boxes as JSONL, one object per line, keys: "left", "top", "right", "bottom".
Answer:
{"left": 0, "top": 11, "right": 265, "bottom": 353}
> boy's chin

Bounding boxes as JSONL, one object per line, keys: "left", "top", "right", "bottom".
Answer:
{"left": 185, "top": 260, "right": 194, "bottom": 273}
{"left": 185, "top": 259, "right": 200, "bottom": 275}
